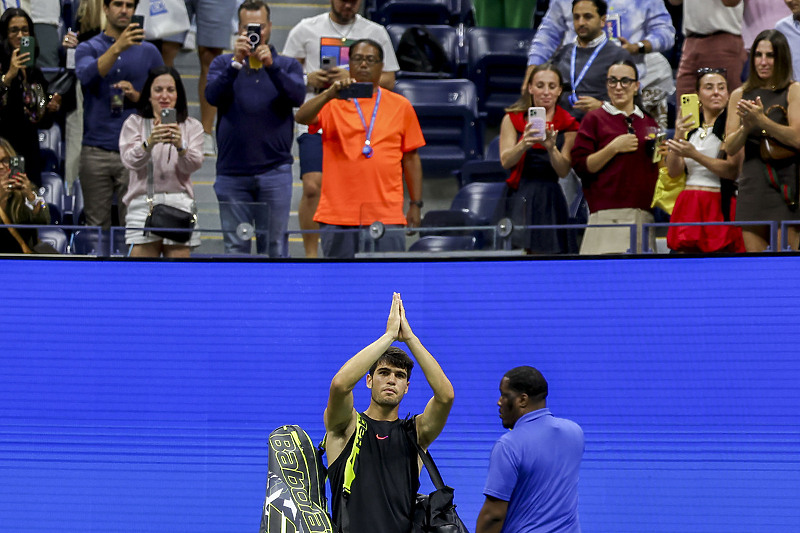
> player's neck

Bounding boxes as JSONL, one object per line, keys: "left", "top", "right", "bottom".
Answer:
{"left": 365, "top": 402, "right": 400, "bottom": 422}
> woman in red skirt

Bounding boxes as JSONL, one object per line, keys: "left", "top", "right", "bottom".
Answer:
{"left": 663, "top": 68, "right": 745, "bottom": 253}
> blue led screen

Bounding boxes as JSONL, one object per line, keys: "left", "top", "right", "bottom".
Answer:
{"left": 1, "top": 257, "right": 799, "bottom": 532}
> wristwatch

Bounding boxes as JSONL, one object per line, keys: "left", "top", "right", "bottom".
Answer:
{"left": 636, "top": 41, "right": 646, "bottom": 54}
{"left": 410, "top": 200, "right": 424, "bottom": 208}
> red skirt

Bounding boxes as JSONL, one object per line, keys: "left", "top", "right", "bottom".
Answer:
{"left": 667, "top": 189, "right": 746, "bottom": 253}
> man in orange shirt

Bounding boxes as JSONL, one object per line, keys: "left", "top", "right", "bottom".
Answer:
{"left": 295, "top": 39, "right": 425, "bottom": 258}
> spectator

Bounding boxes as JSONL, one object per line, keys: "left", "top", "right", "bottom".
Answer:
{"left": 0, "top": 137, "right": 50, "bottom": 253}
{"left": 0, "top": 7, "right": 62, "bottom": 187}
{"left": 664, "top": 68, "right": 745, "bottom": 253}
{"left": 571, "top": 60, "right": 659, "bottom": 254}
{"left": 205, "top": 0, "right": 304, "bottom": 257}
{"left": 526, "top": 0, "right": 674, "bottom": 87}
{"left": 742, "top": 0, "right": 790, "bottom": 51}
{"left": 160, "top": 0, "right": 239, "bottom": 156}
{"left": 30, "top": 0, "right": 60, "bottom": 71}
{"left": 669, "top": 0, "right": 745, "bottom": 101}
{"left": 500, "top": 63, "right": 579, "bottom": 254}
{"left": 295, "top": 39, "right": 424, "bottom": 259}
{"left": 725, "top": 30, "right": 800, "bottom": 252}
{"left": 475, "top": 366, "right": 584, "bottom": 533}
{"left": 0, "top": 1, "right": 31, "bottom": 16}
{"left": 776, "top": 0, "right": 800, "bottom": 81}
{"left": 473, "top": 0, "right": 538, "bottom": 29}
{"left": 283, "top": 0, "right": 399, "bottom": 258}
{"left": 550, "top": 0, "right": 633, "bottom": 120}
{"left": 75, "top": 0, "right": 163, "bottom": 229}
{"left": 119, "top": 66, "right": 204, "bottom": 257}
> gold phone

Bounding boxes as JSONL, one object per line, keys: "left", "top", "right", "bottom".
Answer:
{"left": 680, "top": 94, "right": 700, "bottom": 138}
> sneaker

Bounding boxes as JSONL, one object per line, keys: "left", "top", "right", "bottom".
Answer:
{"left": 203, "top": 132, "right": 216, "bottom": 156}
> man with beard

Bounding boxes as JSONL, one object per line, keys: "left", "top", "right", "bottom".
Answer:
{"left": 324, "top": 293, "right": 454, "bottom": 533}
{"left": 295, "top": 39, "right": 424, "bottom": 259}
{"left": 476, "top": 366, "right": 584, "bottom": 533}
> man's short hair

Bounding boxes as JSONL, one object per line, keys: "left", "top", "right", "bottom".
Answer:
{"left": 103, "top": 0, "right": 141, "bottom": 7}
{"left": 572, "top": 0, "right": 608, "bottom": 18}
{"left": 504, "top": 366, "right": 548, "bottom": 402}
{"left": 238, "top": 0, "right": 271, "bottom": 20}
{"left": 369, "top": 347, "right": 413, "bottom": 379}
{"left": 349, "top": 38, "right": 384, "bottom": 62}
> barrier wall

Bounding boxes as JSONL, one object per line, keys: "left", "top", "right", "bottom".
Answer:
{"left": 2, "top": 257, "right": 799, "bottom": 532}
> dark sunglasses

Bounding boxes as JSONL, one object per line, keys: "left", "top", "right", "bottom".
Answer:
{"left": 624, "top": 115, "right": 635, "bottom": 134}
{"left": 696, "top": 67, "right": 727, "bottom": 78}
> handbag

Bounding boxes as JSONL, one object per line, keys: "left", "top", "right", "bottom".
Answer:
{"left": 651, "top": 166, "right": 685, "bottom": 215}
{"left": 142, "top": 119, "right": 196, "bottom": 243}
{"left": 404, "top": 423, "right": 470, "bottom": 533}
{"left": 759, "top": 105, "right": 799, "bottom": 163}
{"left": 135, "top": 0, "right": 191, "bottom": 40}
{"left": 48, "top": 69, "right": 76, "bottom": 96}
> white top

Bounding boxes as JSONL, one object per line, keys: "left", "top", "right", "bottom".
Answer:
{"left": 682, "top": 0, "right": 743, "bottom": 36}
{"left": 282, "top": 13, "right": 399, "bottom": 136}
{"left": 684, "top": 127, "right": 723, "bottom": 188}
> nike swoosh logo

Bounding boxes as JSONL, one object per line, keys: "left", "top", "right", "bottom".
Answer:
{"left": 376, "top": 435, "right": 388, "bottom": 440}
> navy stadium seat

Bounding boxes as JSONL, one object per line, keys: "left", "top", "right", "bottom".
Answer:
{"left": 466, "top": 27, "right": 533, "bottom": 125}
{"left": 386, "top": 24, "right": 460, "bottom": 78}
{"left": 69, "top": 229, "right": 128, "bottom": 257}
{"left": 371, "top": 0, "right": 456, "bottom": 26}
{"left": 37, "top": 227, "right": 68, "bottom": 254}
{"left": 38, "top": 124, "right": 63, "bottom": 174}
{"left": 456, "top": 135, "right": 507, "bottom": 186}
{"left": 394, "top": 78, "right": 482, "bottom": 174}
{"left": 65, "top": 178, "right": 84, "bottom": 225}
{"left": 39, "top": 172, "right": 65, "bottom": 224}
{"left": 409, "top": 235, "right": 477, "bottom": 252}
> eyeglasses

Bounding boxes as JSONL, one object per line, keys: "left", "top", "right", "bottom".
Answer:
{"left": 0, "top": 158, "right": 10, "bottom": 168}
{"left": 696, "top": 67, "right": 727, "bottom": 78}
{"left": 624, "top": 116, "right": 635, "bottom": 134}
{"left": 350, "top": 54, "right": 381, "bottom": 65}
{"left": 8, "top": 25, "right": 30, "bottom": 35}
{"left": 607, "top": 77, "right": 636, "bottom": 88}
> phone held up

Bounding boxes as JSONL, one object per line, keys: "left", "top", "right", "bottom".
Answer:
{"left": 130, "top": 15, "right": 145, "bottom": 43}
{"left": 9, "top": 156, "right": 25, "bottom": 177}
{"left": 528, "top": 106, "right": 547, "bottom": 142}
{"left": 160, "top": 108, "right": 177, "bottom": 125}
{"left": 680, "top": 94, "right": 700, "bottom": 139}
{"left": 338, "top": 82, "right": 373, "bottom": 100}
{"left": 321, "top": 56, "right": 336, "bottom": 71}
{"left": 19, "top": 36, "right": 35, "bottom": 67}
{"left": 247, "top": 24, "right": 261, "bottom": 51}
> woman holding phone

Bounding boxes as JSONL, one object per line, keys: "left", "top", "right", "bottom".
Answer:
{"left": 499, "top": 63, "right": 579, "bottom": 253}
{"left": 725, "top": 30, "right": 800, "bottom": 252}
{"left": 0, "top": 137, "right": 50, "bottom": 253}
{"left": 664, "top": 68, "right": 745, "bottom": 253}
{"left": 119, "top": 66, "right": 204, "bottom": 258}
{"left": 0, "top": 8, "right": 61, "bottom": 187}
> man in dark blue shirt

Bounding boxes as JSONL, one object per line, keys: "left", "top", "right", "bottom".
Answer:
{"left": 75, "top": 0, "right": 163, "bottom": 228}
{"left": 206, "top": 0, "right": 304, "bottom": 257}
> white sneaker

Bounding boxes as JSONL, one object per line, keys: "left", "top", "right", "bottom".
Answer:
{"left": 203, "top": 132, "right": 216, "bottom": 156}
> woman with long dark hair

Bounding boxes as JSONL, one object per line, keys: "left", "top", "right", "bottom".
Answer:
{"left": 119, "top": 66, "right": 204, "bottom": 257}
{"left": 500, "top": 63, "right": 579, "bottom": 254}
{"left": 0, "top": 8, "right": 62, "bottom": 186}
{"left": 725, "top": 29, "right": 800, "bottom": 252}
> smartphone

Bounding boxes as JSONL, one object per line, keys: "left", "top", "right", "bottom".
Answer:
{"left": 160, "top": 108, "right": 177, "bottom": 124}
{"left": 338, "top": 82, "right": 373, "bottom": 99}
{"left": 19, "top": 35, "right": 35, "bottom": 67}
{"left": 130, "top": 15, "right": 145, "bottom": 42}
{"left": 528, "top": 106, "right": 547, "bottom": 142}
{"left": 651, "top": 132, "right": 667, "bottom": 163}
{"left": 247, "top": 23, "right": 261, "bottom": 51}
{"left": 321, "top": 56, "right": 336, "bottom": 71}
{"left": 9, "top": 156, "right": 25, "bottom": 176}
{"left": 680, "top": 94, "right": 700, "bottom": 138}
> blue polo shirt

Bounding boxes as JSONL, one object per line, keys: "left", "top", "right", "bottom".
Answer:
{"left": 483, "top": 408, "right": 584, "bottom": 533}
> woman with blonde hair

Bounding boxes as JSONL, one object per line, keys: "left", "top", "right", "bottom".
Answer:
{"left": 0, "top": 137, "right": 50, "bottom": 253}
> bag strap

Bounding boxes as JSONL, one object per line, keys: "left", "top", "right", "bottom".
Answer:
{"left": 403, "top": 415, "right": 446, "bottom": 490}
{"left": 144, "top": 118, "right": 155, "bottom": 209}
{"left": 0, "top": 203, "right": 34, "bottom": 254}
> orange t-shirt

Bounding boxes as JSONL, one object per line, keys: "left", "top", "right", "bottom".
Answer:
{"left": 312, "top": 89, "right": 425, "bottom": 226}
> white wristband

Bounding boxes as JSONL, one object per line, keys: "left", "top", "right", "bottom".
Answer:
{"left": 231, "top": 59, "right": 243, "bottom": 70}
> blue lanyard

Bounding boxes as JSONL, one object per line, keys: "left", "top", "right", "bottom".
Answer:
{"left": 352, "top": 88, "right": 381, "bottom": 158}
{"left": 569, "top": 39, "right": 607, "bottom": 105}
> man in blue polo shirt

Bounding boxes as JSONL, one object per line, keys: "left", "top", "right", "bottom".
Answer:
{"left": 75, "top": 0, "right": 163, "bottom": 228}
{"left": 476, "top": 366, "right": 584, "bottom": 533}
{"left": 206, "top": 0, "right": 304, "bottom": 256}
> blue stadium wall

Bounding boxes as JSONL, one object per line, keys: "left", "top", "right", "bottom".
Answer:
{"left": 2, "top": 257, "right": 799, "bottom": 532}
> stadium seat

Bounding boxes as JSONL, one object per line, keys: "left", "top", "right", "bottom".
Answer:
{"left": 409, "top": 235, "right": 476, "bottom": 252}
{"left": 69, "top": 229, "right": 128, "bottom": 257}
{"left": 65, "top": 178, "right": 84, "bottom": 226}
{"left": 394, "top": 78, "right": 482, "bottom": 175}
{"left": 467, "top": 27, "right": 533, "bottom": 125}
{"left": 38, "top": 124, "right": 63, "bottom": 174}
{"left": 371, "top": 0, "right": 456, "bottom": 26}
{"left": 39, "top": 172, "right": 65, "bottom": 224}
{"left": 37, "top": 227, "right": 68, "bottom": 254}
{"left": 456, "top": 135, "right": 507, "bottom": 186}
{"left": 386, "top": 24, "right": 459, "bottom": 78}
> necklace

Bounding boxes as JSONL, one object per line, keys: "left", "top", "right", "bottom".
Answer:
{"left": 328, "top": 15, "right": 356, "bottom": 43}
{"left": 699, "top": 123, "right": 713, "bottom": 139}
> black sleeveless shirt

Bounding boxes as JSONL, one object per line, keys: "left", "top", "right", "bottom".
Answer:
{"left": 328, "top": 414, "right": 419, "bottom": 533}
